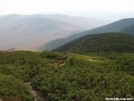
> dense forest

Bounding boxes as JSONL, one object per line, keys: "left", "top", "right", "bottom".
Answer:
{"left": 54, "top": 33, "right": 134, "bottom": 54}
{"left": 0, "top": 50, "right": 134, "bottom": 101}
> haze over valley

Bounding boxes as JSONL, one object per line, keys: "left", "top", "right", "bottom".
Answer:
{"left": 44, "top": 18, "right": 134, "bottom": 50}
{"left": 0, "top": 14, "right": 108, "bottom": 50}
{"left": 1, "top": 0, "right": 134, "bottom": 50}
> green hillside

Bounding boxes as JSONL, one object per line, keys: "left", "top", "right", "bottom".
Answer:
{"left": 0, "top": 50, "right": 134, "bottom": 101}
{"left": 54, "top": 33, "right": 134, "bottom": 54}
{"left": 42, "top": 30, "right": 84, "bottom": 50}
{"left": 44, "top": 18, "right": 134, "bottom": 50}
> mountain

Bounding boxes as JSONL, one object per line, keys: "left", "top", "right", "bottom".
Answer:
{"left": 39, "top": 14, "right": 108, "bottom": 30}
{"left": 44, "top": 18, "right": 134, "bottom": 50}
{"left": 0, "top": 14, "right": 106, "bottom": 50}
{"left": 24, "top": 14, "right": 108, "bottom": 30}
{"left": 0, "top": 17, "right": 81, "bottom": 50}
{"left": 0, "top": 14, "right": 23, "bottom": 27}
{"left": 40, "top": 30, "right": 85, "bottom": 50}
{"left": 53, "top": 33, "right": 134, "bottom": 53}
{"left": 120, "top": 25, "right": 134, "bottom": 35}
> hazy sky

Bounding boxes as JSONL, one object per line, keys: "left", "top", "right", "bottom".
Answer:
{"left": 1, "top": 0, "right": 134, "bottom": 21}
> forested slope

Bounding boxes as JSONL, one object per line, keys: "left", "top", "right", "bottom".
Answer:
{"left": 54, "top": 33, "right": 134, "bottom": 54}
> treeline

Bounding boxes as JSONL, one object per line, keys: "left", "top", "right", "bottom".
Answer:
{"left": 0, "top": 51, "right": 134, "bottom": 101}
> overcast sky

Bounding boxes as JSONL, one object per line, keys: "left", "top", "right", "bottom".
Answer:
{"left": 1, "top": 0, "right": 134, "bottom": 21}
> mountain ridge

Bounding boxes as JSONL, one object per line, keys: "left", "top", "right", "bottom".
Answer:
{"left": 0, "top": 14, "right": 106, "bottom": 50}
{"left": 44, "top": 18, "right": 134, "bottom": 50}
{"left": 53, "top": 33, "right": 134, "bottom": 53}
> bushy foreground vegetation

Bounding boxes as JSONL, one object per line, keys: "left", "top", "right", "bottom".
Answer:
{"left": 0, "top": 51, "right": 134, "bottom": 101}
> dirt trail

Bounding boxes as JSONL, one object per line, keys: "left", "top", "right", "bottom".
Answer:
{"left": 25, "top": 82, "right": 45, "bottom": 101}
{"left": 88, "top": 58, "right": 98, "bottom": 61}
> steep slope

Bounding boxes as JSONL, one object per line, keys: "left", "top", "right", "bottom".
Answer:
{"left": 54, "top": 33, "right": 134, "bottom": 53}
{"left": 44, "top": 18, "right": 134, "bottom": 50}
{"left": 120, "top": 25, "right": 134, "bottom": 35}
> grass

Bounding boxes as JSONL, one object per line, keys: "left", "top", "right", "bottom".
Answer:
{"left": 69, "top": 53, "right": 109, "bottom": 62}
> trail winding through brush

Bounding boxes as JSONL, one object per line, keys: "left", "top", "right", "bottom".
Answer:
{"left": 25, "top": 82, "right": 45, "bottom": 101}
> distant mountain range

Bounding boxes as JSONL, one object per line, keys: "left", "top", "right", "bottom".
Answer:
{"left": 0, "top": 14, "right": 107, "bottom": 50}
{"left": 44, "top": 18, "right": 134, "bottom": 50}
{"left": 53, "top": 33, "right": 134, "bottom": 53}
{"left": 38, "top": 14, "right": 107, "bottom": 30}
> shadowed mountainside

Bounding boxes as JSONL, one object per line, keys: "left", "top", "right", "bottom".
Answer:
{"left": 120, "top": 25, "right": 134, "bottom": 35}
{"left": 44, "top": 18, "right": 134, "bottom": 50}
{"left": 53, "top": 33, "right": 134, "bottom": 54}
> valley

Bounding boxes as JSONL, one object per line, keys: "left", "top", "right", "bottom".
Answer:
{"left": 0, "top": 14, "right": 107, "bottom": 50}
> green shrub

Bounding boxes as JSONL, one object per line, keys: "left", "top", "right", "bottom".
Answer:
{"left": 42, "top": 51, "right": 62, "bottom": 60}
{"left": 0, "top": 75, "right": 34, "bottom": 101}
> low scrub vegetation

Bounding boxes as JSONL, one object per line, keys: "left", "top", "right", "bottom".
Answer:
{"left": 0, "top": 51, "right": 134, "bottom": 101}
